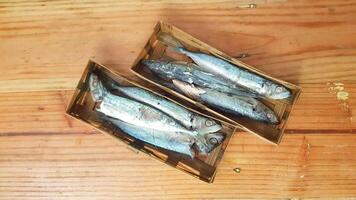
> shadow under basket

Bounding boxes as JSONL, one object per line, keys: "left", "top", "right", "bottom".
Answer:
{"left": 66, "top": 60, "right": 236, "bottom": 183}
{"left": 131, "top": 21, "right": 302, "bottom": 145}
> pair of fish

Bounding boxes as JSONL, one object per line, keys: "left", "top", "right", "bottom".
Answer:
{"left": 89, "top": 73, "right": 225, "bottom": 158}
{"left": 142, "top": 60, "right": 257, "bottom": 98}
{"left": 157, "top": 33, "right": 291, "bottom": 100}
{"left": 175, "top": 47, "right": 291, "bottom": 100}
{"left": 143, "top": 60, "right": 279, "bottom": 124}
{"left": 140, "top": 35, "right": 291, "bottom": 124}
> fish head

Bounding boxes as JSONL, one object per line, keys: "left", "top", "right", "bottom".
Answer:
{"left": 194, "top": 132, "right": 226, "bottom": 154}
{"left": 262, "top": 81, "right": 291, "bottom": 99}
{"left": 89, "top": 73, "right": 107, "bottom": 102}
{"left": 253, "top": 102, "right": 280, "bottom": 124}
{"left": 192, "top": 116, "right": 222, "bottom": 134}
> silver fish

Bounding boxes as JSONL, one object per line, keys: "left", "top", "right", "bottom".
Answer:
{"left": 109, "top": 118, "right": 226, "bottom": 157}
{"left": 89, "top": 74, "right": 198, "bottom": 136}
{"left": 175, "top": 47, "right": 291, "bottom": 99}
{"left": 111, "top": 85, "right": 222, "bottom": 134}
{"left": 109, "top": 118, "right": 196, "bottom": 157}
{"left": 142, "top": 60, "right": 258, "bottom": 98}
{"left": 172, "top": 79, "right": 279, "bottom": 124}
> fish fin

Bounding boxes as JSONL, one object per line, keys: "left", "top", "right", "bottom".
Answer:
{"left": 155, "top": 76, "right": 178, "bottom": 89}
{"left": 111, "top": 82, "right": 123, "bottom": 91}
{"left": 186, "top": 62, "right": 201, "bottom": 69}
{"left": 170, "top": 60, "right": 190, "bottom": 65}
{"left": 188, "top": 148, "right": 195, "bottom": 159}
{"left": 89, "top": 73, "right": 108, "bottom": 102}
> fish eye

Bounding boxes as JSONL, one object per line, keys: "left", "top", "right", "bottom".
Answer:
{"left": 205, "top": 120, "right": 214, "bottom": 126}
{"left": 267, "top": 113, "right": 272, "bottom": 119}
{"left": 209, "top": 137, "right": 218, "bottom": 145}
{"left": 276, "top": 87, "right": 283, "bottom": 93}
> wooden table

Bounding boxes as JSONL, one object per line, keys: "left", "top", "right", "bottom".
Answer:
{"left": 1, "top": 0, "right": 355, "bottom": 199}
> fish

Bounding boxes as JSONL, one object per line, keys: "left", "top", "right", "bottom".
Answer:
{"left": 111, "top": 85, "right": 222, "bottom": 134}
{"left": 109, "top": 118, "right": 226, "bottom": 158}
{"left": 89, "top": 73, "right": 199, "bottom": 136}
{"left": 156, "top": 33, "right": 290, "bottom": 100}
{"left": 175, "top": 47, "right": 291, "bottom": 99}
{"left": 142, "top": 60, "right": 258, "bottom": 98}
{"left": 172, "top": 79, "right": 279, "bottom": 124}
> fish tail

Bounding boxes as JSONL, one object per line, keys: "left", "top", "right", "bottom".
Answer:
{"left": 157, "top": 33, "right": 188, "bottom": 54}
{"left": 89, "top": 73, "right": 108, "bottom": 102}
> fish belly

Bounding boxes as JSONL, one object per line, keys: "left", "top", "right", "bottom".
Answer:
{"left": 97, "top": 93, "right": 191, "bottom": 134}
{"left": 111, "top": 119, "right": 195, "bottom": 157}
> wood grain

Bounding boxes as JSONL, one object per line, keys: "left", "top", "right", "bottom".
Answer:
{"left": 0, "top": 132, "right": 355, "bottom": 199}
{"left": 0, "top": 90, "right": 93, "bottom": 135}
{"left": 0, "top": 83, "right": 354, "bottom": 135}
{"left": 1, "top": 0, "right": 356, "bottom": 199}
{"left": 0, "top": 0, "right": 356, "bottom": 92}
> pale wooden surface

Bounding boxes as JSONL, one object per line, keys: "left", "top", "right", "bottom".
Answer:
{"left": 0, "top": 0, "right": 355, "bottom": 199}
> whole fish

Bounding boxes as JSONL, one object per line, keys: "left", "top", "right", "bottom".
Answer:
{"left": 172, "top": 79, "right": 279, "bottom": 124}
{"left": 109, "top": 118, "right": 226, "bottom": 158}
{"left": 142, "top": 60, "right": 258, "bottom": 98}
{"left": 174, "top": 47, "right": 291, "bottom": 99}
{"left": 111, "top": 85, "right": 222, "bottom": 134}
{"left": 89, "top": 74, "right": 198, "bottom": 136}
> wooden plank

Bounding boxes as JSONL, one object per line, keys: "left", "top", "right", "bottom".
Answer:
{"left": 1, "top": 0, "right": 356, "bottom": 198}
{"left": 0, "top": 83, "right": 354, "bottom": 135}
{"left": 0, "top": 132, "right": 355, "bottom": 199}
{"left": 0, "top": 90, "right": 93, "bottom": 135}
{"left": 1, "top": 0, "right": 356, "bottom": 92}
{"left": 288, "top": 82, "right": 355, "bottom": 132}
